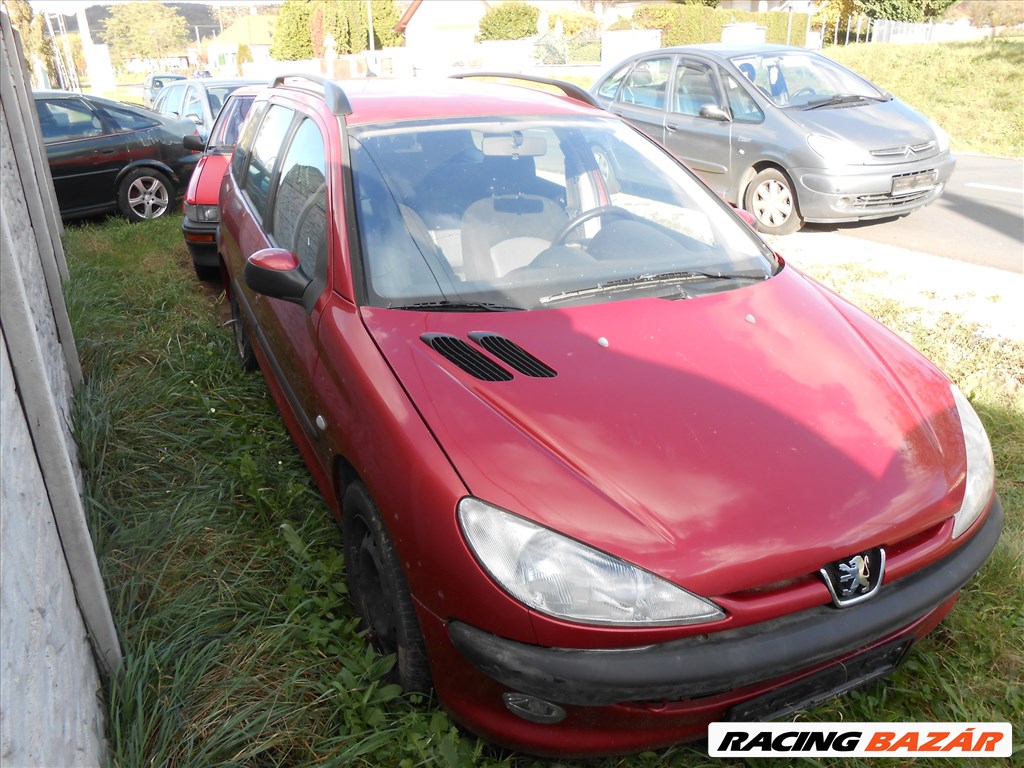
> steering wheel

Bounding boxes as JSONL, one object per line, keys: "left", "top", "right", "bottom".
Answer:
{"left": 553, "top": 205, "right": 636, "bottom": 245}
{"left": 791, "top": 86, "right": 817, "bottom": 99}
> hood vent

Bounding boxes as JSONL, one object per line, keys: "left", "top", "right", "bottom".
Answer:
{"left": 421, "top": 334, "right": 513, "bottom": 382}
{"left": 470, "top": 332, "right": 557, "bottom": 378}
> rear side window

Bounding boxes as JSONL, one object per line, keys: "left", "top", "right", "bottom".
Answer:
{"left": 619, "top": 57, "right": 671, "bottom": 110}
{"left": 182, "top": 86, "right": 204, "bottom": 120}
{"left": 596, "top": 62, "right": 631, "bottom": 100}
{"left": 269, "top": 117, "right": 327, "bottom": 275}
{"left": 99, "top": 103, "right": 158, "bottom": 132}
{"left": 35, "top": 98, "right": 105, "bottom": 142}
{"left": 241, "top": 103, "right": 295, "bottom": 221}
{"left": 671, "top": 63, "right": 721, "bottom": 117}
{"left": 230, "top": 100, "right": 267, "bottom": 181}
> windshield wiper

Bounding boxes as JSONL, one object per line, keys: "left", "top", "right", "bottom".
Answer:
{"left": 389, "top": 300, "right": 523, "bottom": 312}
{"left": 540, "top": 270, "right": 766, "bottom": 305}
{"left": 803, "top": 93, "right": 880, "bottom": 110}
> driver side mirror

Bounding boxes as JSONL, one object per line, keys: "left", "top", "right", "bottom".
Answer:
{"left": 244, "top": 248, "right": 310, "bottom": 305}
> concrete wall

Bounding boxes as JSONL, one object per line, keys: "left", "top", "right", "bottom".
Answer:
{"left": 1, "top": 10, "right": 120, "bottom": 767}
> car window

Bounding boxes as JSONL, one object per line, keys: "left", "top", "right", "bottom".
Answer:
{"left": 209, "top": 95, "right": 254, "bottom": 148}
{"left": 183, "top": 86, "right": 204, "bottom": 120}
{"left": 241, "top": 103, "right": 294, "bottom": 222}
{"left": 269, "top": 117, "right": 327, "bottom": 275}
{"left": 157, "top": 83, "right": 186, "bottom": 116}
{"left": 723, "top": 73, "right": 764, "bottom": 124}
{"left": 619, "top": 57, "right": 671, "bottom": 110}
{"left": 350, "top": 116, "right": 774, "bottom": 309}
{"left": 596, "top": 62, "right": 631, "bottom": 101}
{"left": 231, "top": 100, "right": 268, "bottom": 181}
{"left": 730, "top": 52, "right": 885, "bottom": 108}
{"left": 671, "top": 63, "right": 720, "bottom": 117}
{"left": 99, "top": 102, "right": 159, "bottom": 132}
{"left": 34, "top": 98, "right": 105, "bottom": 142}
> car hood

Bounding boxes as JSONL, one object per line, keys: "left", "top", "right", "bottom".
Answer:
{"left": 790, "top": 98, "right": 939, "bottom": 158}
{"left": 362, "top": 267, "right": 964, "bottom": 596}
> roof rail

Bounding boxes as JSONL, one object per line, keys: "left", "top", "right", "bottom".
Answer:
{"left": 271, "top": 73, "right": 352, "bottom": 116}
{"left": 450, "top": 72, "right": 600, "bottom": 109}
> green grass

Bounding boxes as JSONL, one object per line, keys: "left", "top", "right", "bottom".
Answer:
{"left": 66, "top": 215, "right": 1022, "bottom": 766}
{"left": 823, "top": 38, "right": 1024, "bottom": 157}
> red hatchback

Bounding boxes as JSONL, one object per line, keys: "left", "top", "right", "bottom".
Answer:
{"left": 182, "top": 87, "right": 259, "bottom": 279}
{"left": 217, "top": 74, "right": 1001, "bottom": 757}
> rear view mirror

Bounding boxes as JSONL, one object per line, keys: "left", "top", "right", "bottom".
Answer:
{"left": 482, "top": 133, "right": 546, "bottom": 158}
{"left": 183, "top": 134, "right": 205, "bottom": 151}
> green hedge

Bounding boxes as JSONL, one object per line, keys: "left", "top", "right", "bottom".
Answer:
{"left": 632, "top": 4, "right": 808, "bottom": 47}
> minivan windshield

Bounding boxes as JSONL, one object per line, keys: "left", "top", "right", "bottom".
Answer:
{"left": 731, "top": 51, "right": 888, "bottom": 109}
{"left": 349, "top": 116, "right": 777, "bottom": 311}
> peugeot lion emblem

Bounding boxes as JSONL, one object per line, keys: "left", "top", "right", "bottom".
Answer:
{"left": 820, "top": 547, "right": 886, "bottom": 607}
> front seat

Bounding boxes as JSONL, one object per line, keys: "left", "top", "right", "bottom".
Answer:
{"left": 461, "top": 195, "right": 567, "bottom": 280}
{"left": 460, "top": 157, "right": 567, "bottom": 280}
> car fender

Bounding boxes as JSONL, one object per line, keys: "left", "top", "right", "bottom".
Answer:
{"left": 114, "top": 159, "right": 183, "bottom": 190}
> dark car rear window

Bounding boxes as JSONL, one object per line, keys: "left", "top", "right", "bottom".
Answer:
{"left": 98, "top": 103, "right": 159, "bottom": 132}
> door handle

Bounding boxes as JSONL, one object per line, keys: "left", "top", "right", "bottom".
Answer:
{"left": 666, "top": 123, "right": 679, "bottom": 131}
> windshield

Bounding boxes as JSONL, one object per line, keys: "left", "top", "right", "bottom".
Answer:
{"left": 731, "top": 51, "right": 887, "bottom": 109}
{"left": 350, "top": 116, "right": 777, "bottom": 310}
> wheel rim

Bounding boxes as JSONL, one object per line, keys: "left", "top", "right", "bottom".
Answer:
{"left": 752, "top": 178, "right": 793, "bottom": 228}
{"left": 355, "top": 528, "right": 397, "bottom": 653}
{"left": 127, "top": 176, "right": 169, "bottom": 219}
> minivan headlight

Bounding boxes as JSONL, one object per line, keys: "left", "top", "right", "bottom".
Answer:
{"left": 458, "top": 498, "right": 725, "bottom": 626}
{"left": 928, "top": 119, "right": 950, "bottom": 153}
{"left": 807, "top": 134, "right": 868, "bottom": 165}
{"left": 951, "top": 385, "right": 995, "bottom": 538}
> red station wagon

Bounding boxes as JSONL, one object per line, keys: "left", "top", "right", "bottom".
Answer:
{"left": 217, "top": 74, "right": 1001, "bottom": 757}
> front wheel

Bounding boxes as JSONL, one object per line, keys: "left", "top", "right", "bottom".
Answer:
{"left": 342, "top": 482, "right": 432, "bottom": 693}
{"left": 744, "top": 168, "right": 803, "bottom": 236}
{"left": 118, "top": 168, "right": 172, "bottom": 222}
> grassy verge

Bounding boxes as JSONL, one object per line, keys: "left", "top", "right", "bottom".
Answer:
{"left": 822, "top": 37, "right": 1024, "bottom": 157}
{"left": 65, "top": 216, "right": 1021, "bottom": 767}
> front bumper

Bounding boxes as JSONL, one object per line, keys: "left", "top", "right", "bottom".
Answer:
{"left": 450, "top": 498, "right": 1001, "bottom": 709}
{"left": 793, "top": 151, "right": 956, "bottom": 224}
{"left": 182, "top": 217, "right": 218, "bottom": 266}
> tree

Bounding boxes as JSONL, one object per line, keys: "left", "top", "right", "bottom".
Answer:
{"left": 477, "top": 1, "right": 540, "bottom": 41}
{"left": 855, "top": 0, "right": 957, "bottom": 22}
{"left": 100, "top": 2, "right": 189, "bottom": 66}
{"left": 271, "top": 0, "right": 315, "bottom": 60}
{"left": 4, "top": 0, "right": 57, "bottom": 84}
{"left": 947, "top": 0, "right": 1024, "bottom": 26}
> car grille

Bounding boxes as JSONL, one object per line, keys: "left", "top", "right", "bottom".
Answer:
{"left": 869, "top": 140, "right": 937, "bottom": 160}
{"left": 854, "top": 188, "right": 934, "bottom": 210}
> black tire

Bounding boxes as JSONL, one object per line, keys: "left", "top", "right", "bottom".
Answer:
{"left": 342, "top": 482, "right": 432, "bottom": 693}
{"left": 229, "top": 292, "right": 258, "bottom": 371}
{"left": 118, "top": 168, "right": 173, "bottom": 222}
{"left": 744, "top": 168, "right": 803, "bottom": 236}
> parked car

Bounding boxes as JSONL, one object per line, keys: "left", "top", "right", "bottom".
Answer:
{"left": 153, "top": 77, "right": 264, "bottom": 141}
{"left": 217, "top": 74, "right": 1000, "bottom": 757}
{"left": 193, "top": 69, "right": 212, "bottom": 78}
{"left": 181, "top": 86, "right": 260, "bottom": 279}
{"left": 142, "top": 72, "right": 184, "bottom": 107}
{"left": 591, "top": 44, "right": 956, "bottom": 235}
{"left": 33, "top": 90, "right": 200, "bottom": 221}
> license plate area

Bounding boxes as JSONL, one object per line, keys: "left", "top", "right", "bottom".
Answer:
{"left": 891, "top": 170, "right": 937, "bottom": 196}
{"left": 724, "top": 639, "right": 911, "bottom": 722}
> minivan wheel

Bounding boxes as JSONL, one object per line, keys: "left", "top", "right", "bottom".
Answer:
{"left": 229, "top": 292, "right": 258, "bottom": 371}
{"left": 118, "top": 168, "right": 173, "bottom": 221}
{"left": 342, "top": 482, "right": 432, "bottom": 693}
{"left": 745, "top": 168, "right": 803, "bottom": 235}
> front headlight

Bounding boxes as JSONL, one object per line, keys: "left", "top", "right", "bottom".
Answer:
{"left": 807, "top": 134, "right": 868, "bottom": 165}
{"left": 951, "top": 385, "right": 995, "bottom": 538}
{"left": 458, "top": 498, "right": 725, "bottom": 626}
{"left": 184, "top": 203, "right": 219, "bottom": 223}
{"left": 928, "top": 119, "right": 950, "bottom": 153}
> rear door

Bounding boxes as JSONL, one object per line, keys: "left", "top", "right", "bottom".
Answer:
{"left": 604, "top": 55, "right": 673, "bottom": 147}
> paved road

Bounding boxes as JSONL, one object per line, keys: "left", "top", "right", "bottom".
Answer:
{"left": 804, "top": 155, "right": 1024, "bottom": 274}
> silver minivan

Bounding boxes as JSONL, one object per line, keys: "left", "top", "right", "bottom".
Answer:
{"left": 591, "top": 44, "right": 955, "bottom": 235}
